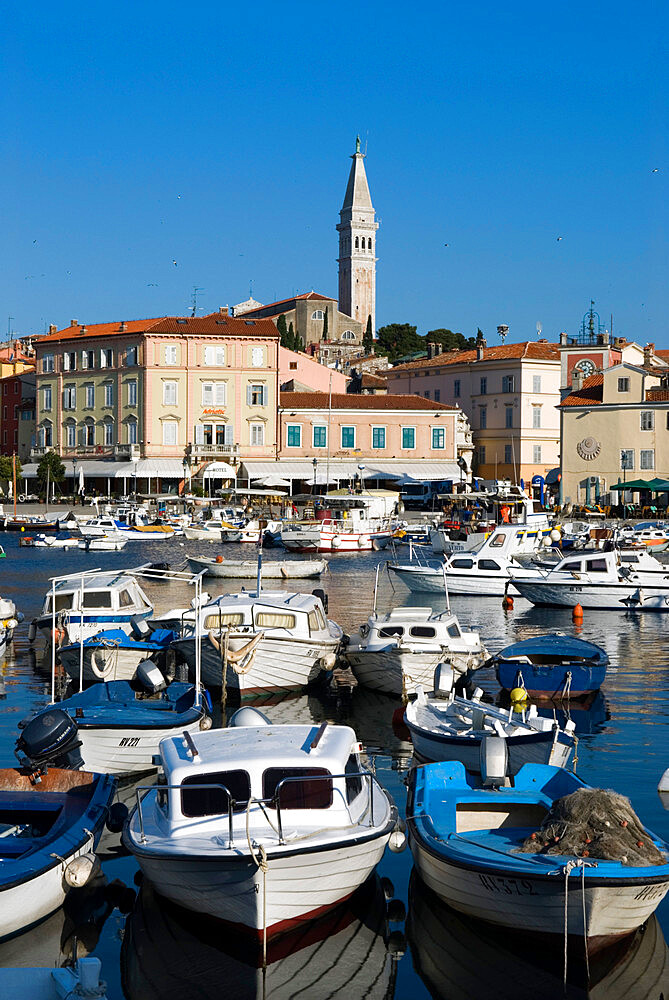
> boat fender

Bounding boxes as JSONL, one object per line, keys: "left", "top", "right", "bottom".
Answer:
{"left": 388, "top": 827, "right": 407, "bottom": 853}
{"left": 106, "top": 802, "right": 129, "bottom": 834}
{"left": 312, "top": 588, "right": 329, "bottom": 613}
{"left": 202, "top": 688, "right": 213, "bottom": 713}
{"left": 509, "top": 686, "right": 528, "bottom": 705}
{"left": 381, "top": 877, "right": 395, "bottom": 900}
{"left": 199, "top": 715, "right": 213, "bottom": 730}
{"left": 331, "top": 535, "right": 342, "bottom": 549}
{"left": 215, "top": 555, "right": 224, "bottom": 563}
{"left": 319, "top": 651, "right": 337, "bottom": 671}
{"left": 28, "top": 621, "right": 37, "bottom": 643}
{"left": 90, "top": 647, "right": 111, "bottom": 681}
{"left": 386, "top": 898, "right": 406, "bottom": 922}
{"left": 63, "top": 852, "right": 101, "bottom": 888}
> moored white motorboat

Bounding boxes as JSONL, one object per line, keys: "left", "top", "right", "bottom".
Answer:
{"left": 19, "top": 533, "right": 80, "bottom": 549}
{"left": 122, "top": 714, "right": 398, "bottom": 935}
{"left": 281, "top": 497, "right": 394, "bottom": 553}
{"left": 510, "top": 548, "right": 669, "bottom": 611}
{"left": 407, "top": 761, "right": 669, "bottom": 947}
{"left": 345, "top": 607, "right": 489, "bottom": 696}
{"left": 171, "top": 589, "right": 342, "bottom": 695}
{"left": 78, "top": 533, "right": 128, "bottom": 551}
{"left": 0, "top": 768, "right": 116, "bottom": 940}
{"left": 186, "top": 555, "right": 327, "bottom": 579}
{"left": 404, "top": 679, "right": 576, "bottom": 770}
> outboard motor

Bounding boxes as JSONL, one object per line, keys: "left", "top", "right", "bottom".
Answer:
{"left": 136, "top": 658, "right": 167, "bottom": 694}
{"left": 433, "top": 663, "right": 454, "bottom": 698}
{"left": 312, "top": 588, "right": 329, "bottom": 614}
{"left": 479, "top": 735, "right": 508, "bottom": 788}
{"left": 130, "top": 616, "right": 152, "bottom": 641}
{"left": 16, "top": 709, "right": 84, "bottom": 772}
{"left": 228, "top": 706, "right": 271, "bottom": 728}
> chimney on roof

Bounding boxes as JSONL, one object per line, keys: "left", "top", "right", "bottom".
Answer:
{"left": 80, "top": 325, "right": 87, "bottom": 336}
{"left": 476, "top": 339, "right": 486, "bottom": 361}
{"left": 572, "top": 371, "right": 584, "bottom": 391}
{"left": 120, "top": 321, "right": 127, "bottom": 332}
{"left": 560, "top": 331, "right": 567, "bottom": 345}
{"left": 49, "top": 324, "right": 57, "bottom": 335}
{"left": 427, "top": 342, "right": 437, "bottom": 359}
{"left": 70, "top": 319, "right": 78, "bottom": 327}
{"left": 644, "top": 342, "right": 655, "bottom": 366}
{"left": 219, "top": 306, "right": 229, "bottom": 316}
{"left": 537, "top": 338, "right": 547, "bottom": 343}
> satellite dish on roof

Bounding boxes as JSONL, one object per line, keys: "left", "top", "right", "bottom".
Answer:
{"left": 536, "top": 322, "right": 542, "bottom": 338}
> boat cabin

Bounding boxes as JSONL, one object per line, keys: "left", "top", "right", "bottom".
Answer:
{"left": 362, "top": 607, "right": 465, "bottom": 648}
{"left": 41, "top": 572, "right": 152, "bottom": 619}
{"left": 156, "top": 724, "right": 369, "bottom": 838}
{"left": 190, "top": 590, "right": 332, "bottom": 641}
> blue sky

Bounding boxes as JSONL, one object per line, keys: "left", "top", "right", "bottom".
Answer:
{"left": 3, "top": 1, "right": 667, "bottom": 346}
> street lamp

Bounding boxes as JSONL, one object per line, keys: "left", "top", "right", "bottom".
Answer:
{"left": 133, "top": 459, "right": 138, "bottom": 501}
{"left": 72, "top": 456, "right": 78, "bottom": 502}
{"left": 312, "top": 456, "right": 318, "bottom": 495}
{"left": 357, "top": 464, "right": 365, "bottom": 492}
{"left": 182, "top": 456, "right": 189, "bottom": 512}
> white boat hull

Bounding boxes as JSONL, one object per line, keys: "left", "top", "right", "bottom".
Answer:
{"left": 186, "top": 558, "right": 327, "bottom": 580}
{"left": 173, "top": 634, "right": 339, "bottom": 695}
{"left": 131, "top": 829, "right": 391, "bottom": 933}
{"left": 78, "top": 719, "right": 204, "bottom": 775}
{"left": 0, "top": 835, "right": 96, "bottom": 940}
{"left": 346, "top": 649, "right": 476, "bottom": 697}
{"left": 512, "top": 580, "right": 669, "bottom": 611}
{"left": 282, "top": 526, "right": 390, "bottom": 553}
{"left": 183, "top": 526, "right": 225, "bottom": 541}
{"left": 410, "top": 836, "right": 669, "bottom": 944}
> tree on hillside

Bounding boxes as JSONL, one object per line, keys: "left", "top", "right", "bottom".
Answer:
{"left": 363, "top": 315, "right": 374, "bottom": 353}
{"left": 375, "top": 323, "right": 423, "bottom": 362}
{"left": 475, "top": 327, "right": 485, "bottom": 345}
{"left": 322, "top": 310, "right": 328, "bottom": 341}
{"left": 37, "top": 451, "right": 65, "bottom": 492}
{"left": 277, "top": 313, "right": 289, "bottom": 347}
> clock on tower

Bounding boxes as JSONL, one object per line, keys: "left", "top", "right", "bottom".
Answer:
{"left": 574, "top": 359, "right": 596, "bottom": 378}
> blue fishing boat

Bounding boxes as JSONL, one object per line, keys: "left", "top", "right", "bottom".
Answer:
{"left": 58, "top": 626, "right": 178, "bottom": 683}
{"left": 493, "top": 634, "right": 608, "bottom": 700}
{"left": 0, "top": 768, "right": 115, "bottom": 940}
{"left": 407, "top": 761, "right": 669, "bottom": 947}
{"left": 18, "top": 681, "right": 212, "bottom": 776}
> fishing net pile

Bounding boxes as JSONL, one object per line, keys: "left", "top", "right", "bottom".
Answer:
{"left": 519, "top": 788, "right": 666, "bottom": 866}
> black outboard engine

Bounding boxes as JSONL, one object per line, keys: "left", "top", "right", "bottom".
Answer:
{"left": 16, "top": 709, "right": 84, "bottom": 773}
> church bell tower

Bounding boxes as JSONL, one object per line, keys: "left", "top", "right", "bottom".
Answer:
{"left": 337, "top": 137, "right": 378, "bottom": 335}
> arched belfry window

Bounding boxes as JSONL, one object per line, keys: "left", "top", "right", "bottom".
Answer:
{"left": 311, "top": 310, "right": 324, "bottom": 321}
{"left": 355, "top": 237, "right": 359, "bottom": 249}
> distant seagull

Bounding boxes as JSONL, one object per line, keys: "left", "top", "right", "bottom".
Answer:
{"left": 172, "top": 259, "right": 178, "bottom": 266}
{"left": 177, "top": 194, "right": 181, "bottom": 199}
{"left": 652, "top": 168, "right": 660, "bottom": 173}
{"left": 24, "top": 275, "right": 34, "bottom": 279}
{"left": 556, "top": 236, "right": 563, "bottom": 241}
{"left": 444, "top": 243, "right": 449, "bottom": 247}
{"left": 147, "top": 283, "right": 158, "bottom": 287}
{"left": 66, "top": 270, "right": 71, "bottom": 274}
{"left": 32, "top": 239, "right": 38, "bottom": 244}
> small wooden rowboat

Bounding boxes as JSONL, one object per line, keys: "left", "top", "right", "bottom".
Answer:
{"left": 187, "top": 555, "right": 327, "bottom": 579}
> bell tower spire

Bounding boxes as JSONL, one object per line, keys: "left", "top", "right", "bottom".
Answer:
{"left": 337, "top": 137, "right": 378, "bottom": 336}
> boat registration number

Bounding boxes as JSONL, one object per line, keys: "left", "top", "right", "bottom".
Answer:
{"left": 634, "top": 883, "right": 667, "bottom": 902}
{"left": 118, "top": 737, "right": 140, "bottom": 747}
{"left": 478, "top": 874, "right": 537, "bottom": 895}
{"left": 569, "top": 587, "right": 583, "bottom": 593}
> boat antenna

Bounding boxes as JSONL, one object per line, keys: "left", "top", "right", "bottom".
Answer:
{"left": 256, "top": 530, "right": 263, "bottom": 595}
{"left": 373, "top": 563, "right": 380, "bottom": 614}
{"left": 441, "top": 562, "right": 451, "bottom": 613}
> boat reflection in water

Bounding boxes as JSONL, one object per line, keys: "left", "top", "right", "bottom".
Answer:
{"left": 122, "top": 874, "right": 404, "bottom": 1000}
{"left": 408, "top": 871, "right": 669, "bottom": 999}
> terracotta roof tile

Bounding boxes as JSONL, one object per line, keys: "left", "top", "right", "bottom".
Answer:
{"left": 386, "top": 341, "right": 560, "bottom": 373}
{"left": 280, "top": 391, "right": 456, "bottom": 411}
{"left": 646, "top": 388, "right": 669, "bottom": 401}
{"left": 559, "top": 373, "right": 604, "bottom": 406}
{"left": 360, "top": 373, "right": 387, "bottom": 387}
{"left": 37, "top": 314, "right": 278, "bottom": 344}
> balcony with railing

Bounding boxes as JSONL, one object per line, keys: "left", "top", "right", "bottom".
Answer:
{"left": 114, "top": 443, "right": 142, "bottom": 460}
{"left": 189, "top": 443, "right": 240, "bottom": 461}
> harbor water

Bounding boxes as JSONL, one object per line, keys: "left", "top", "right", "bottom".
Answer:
{"left": 1, "top": 530, "right": 668, "bottom": 998}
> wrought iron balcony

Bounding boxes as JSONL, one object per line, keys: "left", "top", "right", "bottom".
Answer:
{"left": 190, "top": 443, "right": 240, "bottom": 461}
{"left": 114, "top": 443, "right": 142, "bottom": 460}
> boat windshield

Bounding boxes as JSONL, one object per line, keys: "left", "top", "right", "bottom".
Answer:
{"left": 81, "top": 591, "right": 113, "bottom": 609}
{"left": 263, "top": 767, "right": 332, "bottom": 809}
{"left": 203, "top": 612, "right": 244, "bottom": 629}
{"left": 180, "top": 769, "right": 250, "bottom": 816}
{"left": 45, "top": 594, "right": 74, "bottom": 613}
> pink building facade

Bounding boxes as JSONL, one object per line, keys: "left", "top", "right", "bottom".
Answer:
{"left": 279, "top": 347, "right": 348, "bottom": 394}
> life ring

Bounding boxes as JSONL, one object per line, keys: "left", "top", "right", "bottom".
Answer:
{"left": 90, "top": 646, "right": 111, "bottom": 680}
{"left": 331, "top": 535, "right": 342, "bottom": 549}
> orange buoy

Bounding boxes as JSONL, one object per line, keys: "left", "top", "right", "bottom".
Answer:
{"left": 215, "top": 555, "right": 224, "bottom": 564}
{"left": 572, "top": 602, "right": 584, "bottom": 621}
{"left": 502, "top": 595, "right": 514, "bottom": 610}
